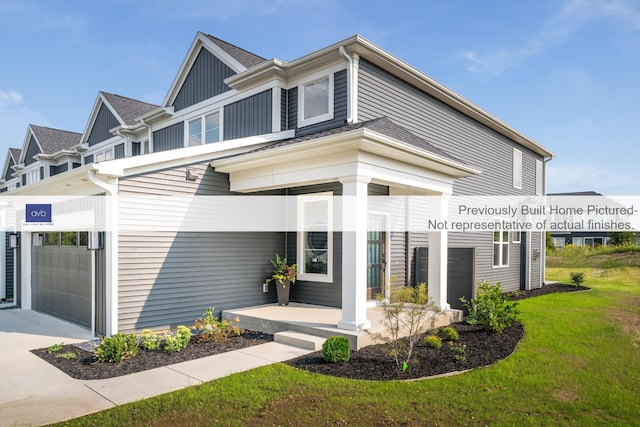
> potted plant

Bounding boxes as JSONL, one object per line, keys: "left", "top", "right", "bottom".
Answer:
{"left": 269, "top": 253, "right": 297, "bottom": 305}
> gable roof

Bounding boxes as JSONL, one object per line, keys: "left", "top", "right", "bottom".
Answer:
{"left": 9, "top": 148, "right": 21, "bottom": 163}
{"left": 30, "top": 125, "right": 82, "bottom": 155}
{"left": 101, "top": 92, "right": 159, "bottom": 126}
{"left": 163, "top": 32, "right": 267, "bottom": 107}
{"left": 204, "top": 34, "right": 266, "bottom": 68}
{"left": 2, "top": 148, "right": 22, "bottom": 181}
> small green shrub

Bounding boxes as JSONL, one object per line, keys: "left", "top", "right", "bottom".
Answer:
{"left": 47, "top": 343, "right": 63, "bottom": 354}
{"left": 424, "top": 335, "right": 442, "bottom": 349}
{"left": 93, "top": 333, "right": 139, "bottom": 363}
{"left": 570, "top": 271, "right": 585, "bottom": 287}
{"left": 194, "top": 307, "right": 242, "bottom": 343}
{"left": 449, "top": 342, "right": 467, "bottom": 363}
{"left": 55, "top": 352, "right": 77, "bottom": 359}
{"left": 140, "top": 329, "right": 160, "bottom": 351}
{"left": 164, "top": 326, "right": 191, "bottom": 353}
{"left": 460, "top": 281, "right": 519, "bottom": 333}
{"left": 441, "top": 326, "right": 459, "bottom": 341}
{"left": 322, "top": 336, "right": 351, "bottom": 363}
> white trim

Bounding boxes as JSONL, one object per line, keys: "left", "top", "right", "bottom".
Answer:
{"left": 297, "top": 192, "right": 333, "bottom": 283}
{"left": 272, "top": 87, "right": 281, "bottom": 132}
{"left": 367, "top": 210, "right": 391, "bottom": 301}
{"left": 535, "top": 159, "right": 543, "bottom": 196}
{"left": 492, "top": 230, "right": 509, "bottom": 268}
{"left": 298, "top": 74, "right": 334, "bottom": 128}
{"left": 513, "top": 148, "right": 522, "bottom": 190}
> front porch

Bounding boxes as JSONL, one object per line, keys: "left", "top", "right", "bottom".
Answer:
{"left": 222, "top": 302, "right": 463, "bottom": 350}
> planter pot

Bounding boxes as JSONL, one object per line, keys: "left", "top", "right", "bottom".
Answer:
{"left": 275, "top": 279, "right": 291, "bottom": 306}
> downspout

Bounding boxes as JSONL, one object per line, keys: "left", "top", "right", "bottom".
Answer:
{"left": 87, "top": 168, "right": 119, "bottom": 337}
{"left": 338, "top": 46, "right": 354, "bottom": 123}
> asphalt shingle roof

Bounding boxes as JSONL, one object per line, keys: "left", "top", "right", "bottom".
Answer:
{"left": 205, "top": 34, "right": 266, "bottom": 69}
{"left": 30, "top": 125, "right": 82, "bottom": 154}
{"left": 101, "top": 92, "right": 160, "bottom": 126}
{"left": 247, "top": 117, "right": 468, "bottom": 166}
{"left": 9, "top": 148, "right": 21, "bottom": 163}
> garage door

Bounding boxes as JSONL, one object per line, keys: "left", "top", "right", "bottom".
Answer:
{"left": 31, "top": 232, "right": 92, "bottom": 328}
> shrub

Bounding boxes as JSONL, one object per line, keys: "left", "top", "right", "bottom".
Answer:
{"left": 322, "top": 336, "right": 351, "bottom": 363}
{"left": 164, "top": 326, "right": 191, "bottom": 352}
{"left": 441, "top": 326, "right": 459, "bottom": 341}
{"left": 47, "top": 343, "right": 63, "bottom": 354}
{"left": 140, "top": 329, "right": 160, "bottom": 351}
{"left": 570, "top": 271, "right": 585, "bottom": 288}
{"left": 460, "top": 281, "right": 519, "bottom": 333}
{"left": 368, "top": 283, "right": 441, "bottom": 371}
{"left": 93, "top": 333, "right": 139, "bottom": 363}
{"left": 56, "top": 352, "right": 77, "bottom": 359}
{"left": 449, "top": 342, "right": 467, "bottom": 363}
{"left": 194, "top": 307, "right": 242, "bottom": 343}
{"left": 424, "top": 335, "right": 442, "bottom": 349}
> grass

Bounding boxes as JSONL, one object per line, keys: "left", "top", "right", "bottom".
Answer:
{"left": 57, "top": 258, "right": 640, "bottom": 426}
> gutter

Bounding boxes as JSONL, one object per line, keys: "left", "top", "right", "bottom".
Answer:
{"left": 338, "top": 46, "right": 354, "bottom": 123}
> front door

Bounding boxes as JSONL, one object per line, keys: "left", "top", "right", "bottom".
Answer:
{"left": 367, "top": 215, "right": 386, "bottom": 300}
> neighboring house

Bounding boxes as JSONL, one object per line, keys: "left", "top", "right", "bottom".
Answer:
{"left": 0, "top": 32, "right": 553, "bottom": 336}
{"left": 547, "top": 191, "right": 633, "bottom": 247}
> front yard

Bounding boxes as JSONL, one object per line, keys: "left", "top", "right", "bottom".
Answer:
{"left": 57, "top": 258, "right": 640, "bottom": 426}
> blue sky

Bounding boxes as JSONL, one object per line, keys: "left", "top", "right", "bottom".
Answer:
{"left": 1, "top": 0, "right": 638, "bottom": 194}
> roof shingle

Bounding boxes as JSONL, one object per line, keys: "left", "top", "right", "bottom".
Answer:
{"left": 30, "top": 125, "right": 82, "bottom": 154}
{"left": 101, "top": 92, "right": 160, "bottom": 126}
{"left": 204, "top": 34, "right": 266, "bottom": 69}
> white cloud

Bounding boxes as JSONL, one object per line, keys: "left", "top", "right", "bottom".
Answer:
{"left": 0, "top": 90, "right": 23, "bottom": 107}
{"left": 459, "top": 0, "right": 640, "bottom": 75}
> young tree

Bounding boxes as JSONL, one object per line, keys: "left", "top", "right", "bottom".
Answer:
{"left": 608, "top": 232, "right": 637, "bottom": 246}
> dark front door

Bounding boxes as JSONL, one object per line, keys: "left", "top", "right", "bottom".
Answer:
{"left": 367, "top": 215, "right": 386, "bottom": 300}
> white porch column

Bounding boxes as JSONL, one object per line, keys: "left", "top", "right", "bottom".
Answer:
{"left": 20, "top": 231, "right": 32, "bottom": 309}
{"left": 338, "top": 175, "right": 371, "bottom": 330}
{"left": 428, "top": 194, "right": 450, "bottom": 310}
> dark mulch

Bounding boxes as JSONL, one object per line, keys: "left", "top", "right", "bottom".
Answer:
{"left": 32, "top": 282, "right": 588, "bottom": 382}
{"left": 31, "top": 331, "right": 273, "bottom": 380}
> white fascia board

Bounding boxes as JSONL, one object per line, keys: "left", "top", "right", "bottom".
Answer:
{"left": 7, "top": 164, "right": 100, "bottom": 195}
{"left": 79, "top": 93, "right": 108, "bottom": 145}
{"left": 96, "top": 130, "right": 295, "bottom": 178}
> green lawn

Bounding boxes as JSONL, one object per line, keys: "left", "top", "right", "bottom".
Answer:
{"left": 58, "top": 263, "right": 640, "bottom": 426}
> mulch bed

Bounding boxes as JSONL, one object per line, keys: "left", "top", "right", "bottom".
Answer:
{"left": 31, "top": 331, "right": 273, "bottom": 380}
{"left": 32, "top": 282, "right": 588, "bottom": 382}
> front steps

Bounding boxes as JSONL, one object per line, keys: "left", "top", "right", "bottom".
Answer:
{"left": 274, "top": 330, "right": 326, "bottom": 351}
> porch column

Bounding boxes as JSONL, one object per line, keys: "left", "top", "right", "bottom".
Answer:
{"left": 338, "top": 175, "right": 371, "bottom": 330}
{"left": 428, "top": 194, "right": 450, "bottom": 310}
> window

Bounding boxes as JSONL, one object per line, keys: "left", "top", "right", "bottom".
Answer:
{"left": 512, "top": 231, "right": 521, "bottom": 243}
{"left": 493, "top": 231, "right": 509, "bottom": 267}
{"left": 513, "top": 148, "right": 522, "bottom": 189}
{"left": 25, "top": 169, "right": 40, "bottom": 185}
{"left": 188, "top": 112, "right": 221, "bottom": 147}
{"left": 131, "top": 140, "right": 151, "bottom": 156}
{"left": 297, "top": 192, "right": 333, "bottom": 282}
{"left": 298, "top": 75, "right": 334, "bottom": 127}
{"left": 552, "top": 237, "right": 565, "bottom": 247}
{"left": 572, "top": 237, "right": 584, "bottom": 246}
{"left": 535, "top": 159, "right": 543, "bottom": 195}
{"left": 584, "top": 237, "right": 604, "bottom": 247}
{"left": 95, "top": 149, "right": 113, "bottom": 162}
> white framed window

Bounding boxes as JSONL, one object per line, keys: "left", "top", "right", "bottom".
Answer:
{"left": 513, "top": 148, "right": 522, "bottom": 189}
{"left": 25, "top": 169, "right": 40, "bottom": 185}
{"left": 187, "top": 111, "right": 221, "bottom": 147}
{"left": 297, "top": 192, "right": 333, "bottom": 282}
{"left": 535, "top": 159, "right": 543, "bottom": 196}
{"left": 552, "top": 237, "right": 565, "bottom": 247}
{"left": 298, "top": 75, "right": 334, "bottom": 128}
{"left": 493, "top": 231, "right": 509, "bottom": 267}
{"left": 572, "top": 237, "right": 584, "bottom": 246}
{"left": 512, "top": 231, "right": 521, "bottom": 243}
{"left": 95, "top": 149, "right": 113, "bottom": 162}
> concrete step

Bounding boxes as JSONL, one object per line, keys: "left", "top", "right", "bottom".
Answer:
{"left": 274, "top": 330, "right": 327, "bottom": 351}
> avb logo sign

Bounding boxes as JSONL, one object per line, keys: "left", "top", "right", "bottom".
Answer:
{"left": 26, "top": 204, "right": 52, "bottom": 223}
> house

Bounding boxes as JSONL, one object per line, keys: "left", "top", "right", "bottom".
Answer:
{"left": 1, "top": 32, "right": 553, "bottom": 337}
{"left": 547, "top": 191, "right": 638, "bottom": 247}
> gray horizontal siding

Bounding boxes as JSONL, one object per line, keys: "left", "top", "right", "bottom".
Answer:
{"left": 117, "top": 163, "right": 285, "bottom": 332}
{"left": 153, "top": 122, "right": 184, "bottom": 153}
{"left": 87, "top": 103, "right": 120, "bottom": 147}
{"left": 296, "top": 69, "right": 348, "bottom": 137}
{"left": 173, "top": 48, "right": 234, "bottom": 111}
{"left": 223, "top": 90, "right": 272, "bottom": 140}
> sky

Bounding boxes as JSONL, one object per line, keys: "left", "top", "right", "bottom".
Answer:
{"left": 0, "top": 0, "right": 638, "bottom": 195}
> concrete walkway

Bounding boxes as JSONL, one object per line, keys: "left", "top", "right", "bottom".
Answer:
{"left": 0, "top": 309, "right": 311, "bottom": 427}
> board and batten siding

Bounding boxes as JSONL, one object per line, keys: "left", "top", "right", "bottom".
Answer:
{"left": 23, "top": 136, "right": 41, "bottom": 166}
{"left": 358, "top": 59, "right": 542, "bottom": 291}
{"left": 117, "top": 163, "right": 284, "bottom": 332}
{"left": 224, "top": 90, "right": 272, "bottom": 140}
{"left": 87, "top": 103, "right": 120, "bottom": 147}
{"left": 153, "top": 122, "right": 184, "bottom": 153}
{"left": 172, "top": 48, "right": 234, "bottom": 112}
{"left": 295, "top": 69, "right": 348, "bottom": 137}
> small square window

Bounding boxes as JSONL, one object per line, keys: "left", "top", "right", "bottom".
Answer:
{"left": 298, "top": 75, "right": 334, "bottom": 128}
{"left": 205, "top": 112, "right": 220, "bottom": 144}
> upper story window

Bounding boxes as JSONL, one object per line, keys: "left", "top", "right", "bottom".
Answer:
{"left": 95, "top": 149, "right": 113, "bottom": 162}
{"left": 188, "top": 111, "right": 221, "bottom": 146}
{"left": 297, "top": 192, "right": 333, "bottom": 283}
{"left": 298, "top": 75, "right": 334, "bottom": 128}
{"left": 513, "top": 148, "right": 522, "bottom": 189}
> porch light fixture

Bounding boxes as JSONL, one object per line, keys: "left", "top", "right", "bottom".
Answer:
{"left": 185, "top": 168, "right": 199, "bottom": 181}
{"left": 87, "top": 231, "right": 103, "bottom": 250}
{"left": 8, "top": 233, "right": 20, "bottom": 249}
{"left": 32, "top": 233, "right": 44, "bottom": 247}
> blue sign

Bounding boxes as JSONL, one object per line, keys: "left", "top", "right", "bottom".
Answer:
{"left": 26, "top": 204, "right": 52, "bottom": 223}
